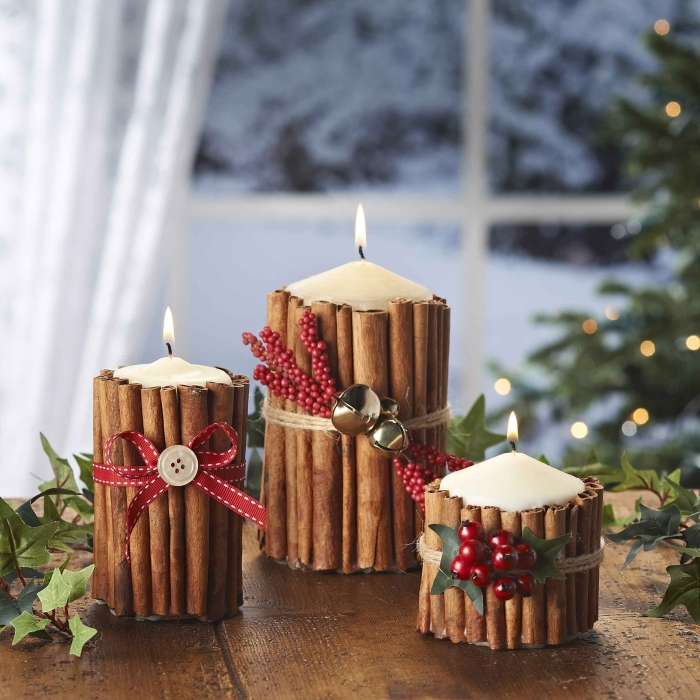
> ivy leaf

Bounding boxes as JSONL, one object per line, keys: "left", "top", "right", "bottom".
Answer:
{"left": 0, "top": 581, "right": 44, "bottom": 626}
{"left": 62, "top": 565, "right": 95, "bottom": 603}
{"left": 610, "top": 453, "right": 661, "bottom": 493}
{"left": 2, "top": 567, "right": 43, "bottom": 588}
{"left": 663, "top": 477, "right": 700, "bottom": 520}
{"left": 63, "top": 495, "right": 94, "bottom": 522}
{"left": 38, "top": 434, "right": 79, "bottom": 507}
{"left": 73, "top": 453, "right": 94, "bottom": 492}
{"left": 38, "top": 568, "right": 72, "bottom": 612}
{"left": 563, "top": 462, "right": 622, "bottom": 487}
{"left": 521, "top": 527, "right": 571, "bottom": 582}
{"left": 447, "top": 395, "right": 505, "bottom": 462}
{"left": 537, "top": 455, "right": 550, "bottom": 465}
{"left": 39, "top": 496, "right": 92, "bottom": 547}
{"left": 428, "top": 524, "right": 484, "bottom": 615}
{"left": 681, "top": 522, "right": 700, "bottom": 550}
{"left": 645, "top": 558, "right": 700, "bottom": 624}
{"left": 68, "top": 614, "right": 97, "bottom": 657}
{"left": 0, "top": 498, "right": 59, "bottom": 577}
{"left": 10, "top": 611, "right": 49, "bottom": 645}
{"left": 43, "top": 556, "right": 71, "bottom": 585}
{"left": 601, "top": 497, "right": 642, "bottom": 529}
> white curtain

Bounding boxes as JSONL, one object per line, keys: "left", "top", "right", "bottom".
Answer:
{"left": 0, "top": 0, "right": 228, "bottom": 497}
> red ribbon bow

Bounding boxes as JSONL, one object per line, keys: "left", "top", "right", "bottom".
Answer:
{"left": 93, "top": 422, "right": 267, "bottom": 562}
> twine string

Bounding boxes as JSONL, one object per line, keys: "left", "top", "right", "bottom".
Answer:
{"left": 416, "top": 534, "right": 606, "bottom": 573}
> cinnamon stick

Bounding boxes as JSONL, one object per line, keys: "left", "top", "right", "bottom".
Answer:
{"left": 425, "top": 487, "right": 447, "bottom": 638}
{"left": 388, "top": 299, "right": 416, "bottom": 570}
{"left": 521, "top": 508, "right": 546, "bottom": 646}
{"left": 263, "top": 290, "right": 290, "bottom": 561}
{"left": 119, "top": 382, "right": 151, "bottom": 617}
{"left": 180, "top": 385, "right": 210, "bottom": 616}
{"left": 205, "top": 380, "right": 234, "bottom": 620}
{"left": 412, "top": 302, "right": 430, "bottom": 541}
{"left": 353, "top": 310, "right": 392, "bottom": 570}
{"left": 92, "top": 376, "right": 108, "bottom": 601}
{"left": 284, "top": 296, "right": 302, "bottom": 565}
{"left": 311, "top": 300, "right": 342, "bottom": 571}
{"left": 425, "top": 302, "right": 439, "bottom": 452}
{"left": 442, "top": 495, "right": 466, "bottom": 642}
{"left": 501, "top": 511, "right": 522, "bottom": 649}
{"left": 295, "top": 304, "right": 313, "bottom": 567}
{"left": 439, "top": 304, "right": 451, "bottom": 454}
{"left": 461, "top": 505, "right": 486, "bottom": 643}
{"left": 416, "top": 483, "right": 436, "bottom": 635}
{"left": 574, "top": 491, "right": 594, "bottom": 633}
{"left": 141, "top": 386, "right": 169, "bottom": 616}
{"left": 585, "top": 478, "right": 604, "bottom": 628}
{"left": 545, "top": 505, "right": 567, "bottom": 645}
{"left": 161, "top": 385, "right": 185, "bottom": 616}
{"left": 565, "top": 502, "right": 579, "bottom": 637}
{"left": 482, "top": 506, "right": 507, "bottom": 649}
{"left": 336, "top": 304, "right": 356, "bottom": 574}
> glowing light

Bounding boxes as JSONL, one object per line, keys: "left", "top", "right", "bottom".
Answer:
{"left": 622, "top": 421, "right": 637, "bottom": 436}
{"left": 654, "top": 19, "right": 670, "bottom": 35}
{"left": 666, "top": 101, "right": 681, "bottom": 118}
{"left": 605, "top": 307, "right": 619, "bottom": 321}
{"left": 494, "top": 378, "right": 511, "bottom": 396}
{"left": 582, "top": 319, "right": 598, "bottom": 334}
{"left": 686, "top": 335, "right": 700, "bottom": 351}
{"left": 571, "top": 422, "right": 588, "bottom": 439}
{"left": 627, "top": 220, "right": 641, "bottom": 235}
{"left": 507, "top": 412, "right": 518, "bottom": 442}
{"left": 355, "top": 204, "right": 366, "bottom": 251}
{"left": 632, "top": 408, "right": 649, "bottom": 425}
{"left": 640, "top": 340, "right": 656, "bottom": 357}
{"left": 163, "top": 307, "right": 175, "bottom": 347}
{"left": 611, "top": 224, "right": 626, "bottom": 239}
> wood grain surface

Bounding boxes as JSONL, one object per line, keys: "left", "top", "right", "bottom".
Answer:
{"left": 2, "top": 491, "right": 700, "bottom": 700}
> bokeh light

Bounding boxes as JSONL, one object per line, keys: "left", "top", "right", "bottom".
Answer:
{"left": 665, "top": 101, "right": 681, "bottom": 118}
{"left": 632, "top": 408, "right": 649, "bottom": 425}
{"left": 654, "top": 19, "right": 670, "bottom": 35}
{"left": 494, "top": 378, "right": 511, "bottom": 396}
{"left": 686, "top": 335, "right": 700, "bottom": 351}
{"left": 582, "top": 319, "right": 598, "bottom": 334}
{"left": 605, "top": 307, "right": 619, "bottom": 321}
{"left": 640, "top": 340, "right": 656, "bottom": 356}
{"left": 571, "top": 422, "right": 588, "bottom": 439}
{"left": 622, "top": 421, "right": 637, "bottom": 436}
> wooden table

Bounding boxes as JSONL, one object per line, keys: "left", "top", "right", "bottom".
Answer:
{"left": 2, "top": 491, "right": 699, "bottom": 699}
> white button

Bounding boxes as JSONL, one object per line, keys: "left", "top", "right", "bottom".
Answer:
{"left": 157, "top": 445, "right": 198, "bottom": 487}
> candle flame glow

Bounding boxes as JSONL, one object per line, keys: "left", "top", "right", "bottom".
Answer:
{"left": 355, "top": 204, "right": 367, "bottom": 252}
{"left": 163, "top": 306, "right": 175, "bottom": 347}
{"left": 507, "top": 411, "right": 518, "bottom": 442}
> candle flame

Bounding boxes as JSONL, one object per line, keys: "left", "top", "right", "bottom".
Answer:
{"left": 355, "top": 204, "right": 367, "bottom": 252}
{"left": 163, "top": 307, "right": 175, "bottom": 347}
{"left": 507, "top": 411, "right": 518, "bottom": 442}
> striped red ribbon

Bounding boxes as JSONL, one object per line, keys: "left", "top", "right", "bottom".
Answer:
{"left": 93, "top": 422, "right": 266, "bottom": 562}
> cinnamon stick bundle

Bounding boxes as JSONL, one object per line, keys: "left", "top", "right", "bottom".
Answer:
{"left": 482, "top": 506, "right": 507, "bottom": 650}
{"left": 521, "top": 508, "right": 546, "bottom": 646}
{"left": 388, "top": 299, "right": 416, "bottom": 570}
{"left": 544, "top": 505, "right": 567, "bottom": 645}
{"left": 461, "top": 505, "right": 487, "bottom": 643}
{"left": 336, "top": 304, "right": 356, "bottom": 574}
{"left": 311, "top": 300, "right": 342, "bottom": 571}
{"left": 442, "top": 496, "right": 466, "bottom": 643}
{"left": 500, "top": 511, "right": 522, "bottom": 649}
{"left": 353, "top": 310, "right": 392, "bottom": 570}
{"left": 574, "top": 491, "right": 594, "bottom": 633}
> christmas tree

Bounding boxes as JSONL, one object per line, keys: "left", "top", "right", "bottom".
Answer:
{"left": 497, "top": 25, "right": 700, "bottom": 483}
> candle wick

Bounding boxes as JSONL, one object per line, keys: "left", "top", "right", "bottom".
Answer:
{"left": 166, "top": 342, "right": 173, "bottom": 359}
{"left": 358, "top": 245, "right": 365, "bottom": 260}
{"left": 510, "top": 441, "right": 517, "bottom": 453}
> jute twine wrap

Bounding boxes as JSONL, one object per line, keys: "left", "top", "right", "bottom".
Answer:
{"left": 417, "top": 534, "right": 606, "bottom": 573}
{"left": 262, "top": 395, "right": 452, "bottom": 434}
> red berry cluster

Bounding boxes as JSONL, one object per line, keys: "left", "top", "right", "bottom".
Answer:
{"left": 392, "top": 458, "right": 437, "bottom": 507}
{"left": 244, "top": 311, "right": 336, "bottom": 418}
{"left": 404, "top": 441, "right": 473, "bottom": 473}
{"left": 450, "top": 523, "right": 537, "bottom": 601}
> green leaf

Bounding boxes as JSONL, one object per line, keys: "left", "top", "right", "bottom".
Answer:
{"left": 601, "top": 497, "right": 642, "bottom": 529}
{"left": 521, "top": 527, "right": 571, "bottom": 582}
{"left": 610, "top": 453, "right": 662, "bottom": 493}
{"left": 2, "top": 567, "right": 43, "bottom": 588}
{"left": 39, "top": 496, "right": 92, "bottom": 547}
{"left": 64, "top": 495, "right": 94, "bottom": 522}
{"left": 585, "top": 450, "right": 599, "bottom": 466}
{"left": 664, "top": 477, "right": 699, "bottom": 520}
{"left": 0, "top": 498, "right": 59, "bottom": 577}
{"left": 38, "top": 434, "right": 79, "bottom": 509}
{"left": 0, "top": 580, "right": 46, "bottom": 626}
{"left": 68, "top": 614, "right": 97, "bottom": 657}
{"left": 73, "top": 453, "right": 94, "bottom": 492}
{"left": 537, "top": 454, "right": 550, "bottom": 465}
{"left": 62, "top": 565, "right": 94, "bottom": 603}
{"left": 564, "top": 462, "right": 622, "bottom": 487}
{"left": 38, "top": 568, "right": 72, "bottom": 612}
{"left": 446, "top": 395, "right": 506, "bottom": 462}
{"left": 681, "top": 522, "right": 700, "bottom": 550}
{"left": 645, "top": 558, "right": 700, "bottom": 624}
{"left": 10, "top": 611, "right": 49, "bottom": 645}
{"left": 43, "top": 556, "right": 71, "bottom": 585}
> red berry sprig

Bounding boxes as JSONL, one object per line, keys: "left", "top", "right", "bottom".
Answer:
{"left": 450, "top": 524, "right": 538, "bottom": 600}
{"left": 403, "top": 441, "right": 474, "bottom": 473}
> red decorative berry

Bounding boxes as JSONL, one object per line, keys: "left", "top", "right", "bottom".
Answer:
{"left": 458, "top": 540, "right": 486, "bottom": 566}
{"left": 493, "top": 578, "right": 517, "bottom": 601}
{"left": 492, "top": 544, "right": 518, "bottom": 572}
{"left": 488, "top": 529, "right": 515, "bottom": 550}
{"left": 469, "top": 563, "right": 493, "bottom": 588}
{"left": 458, "top": 520, "right": 485, "bottom": 543}
{"left": 514, "top": 572, "right": 536, "bottom": 597}
{"left": 515, "top": 543, "right": 537, "bottom": 570}
{"left": 450, "top": 556, "right": 471, "bottom": 580}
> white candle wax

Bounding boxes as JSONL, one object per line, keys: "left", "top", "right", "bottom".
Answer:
{"left": 285, "top": 259, "right": 433, "bottom": 312}
{"left": 440, "top": 451, "right": 585, "bottom": 512}
{"left": 114, "top": 356, "right": 232, "bottom": 389}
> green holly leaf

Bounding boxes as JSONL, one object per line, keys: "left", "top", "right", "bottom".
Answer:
{"left": 62, "top": 565, "right": 94, "bottom": 603}
{"left": 428, "top": 524, "right": 484, "bottom": 615}
{"left": 10, "top": 611, "right": 49, "bottom": 645}
{"left": 73, "top": 453, "right": 94, "bottom": 492}
{"left": 0, "top": 499, "right": 59, "bottom": 577}
{"left": 68, "top": 614, "right": 97, "bottom": 657}
{"left": 610, "top": 453, "right": 662, "bottom": 493}
{"left": 447, "top": 395, "right": 505, "bottom": 462}
{"left": 38, "top": 568, "right": 72, "bottom": 612}
{"left": 521, "top": 527, "right": 571, "bottom": 582}
{"left": 645, "top": 558, "right": 700, "bottom": 624}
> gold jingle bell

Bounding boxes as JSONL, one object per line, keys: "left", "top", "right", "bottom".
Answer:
{"left": 367, "top": 414, "right": 409, "bottom": 457}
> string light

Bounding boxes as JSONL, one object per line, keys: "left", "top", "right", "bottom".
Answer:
{"left": 666, "top": 101, "right": 681, "bottom": 118}
{"left": 640, "top": 340, "right": 656, "bottom": 357}
{"left": 622, "top": 421, "right": 637, "bottom": 436}
{"left": 686, "top": 335, "right": 700, "bottom": 351}
{"left": 654, "top": 19, "right": 670, "bottom": 35}
{"left": 571, "top": 422, "right": 588, "bottom": 439}
{"left": 605, "top": 307, "right": 619, "bottom": 321}
{"left": 494, "top": 378, "right": 511, "bottom": 396}
{"left": 632, "top": 408, "right": 649, "bottom": 425}
{"left": 582, "top": 319, "right": 598, "bottom": 334}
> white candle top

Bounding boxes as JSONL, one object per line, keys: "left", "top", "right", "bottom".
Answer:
{"left": 440, "top": 451, "right": 585, "bottom": 512}
{"left": 285, "top": 260, "right": 433, "bottom": 312}
{"left": 114, "top": 356, "right": 232, "bottom": 389}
